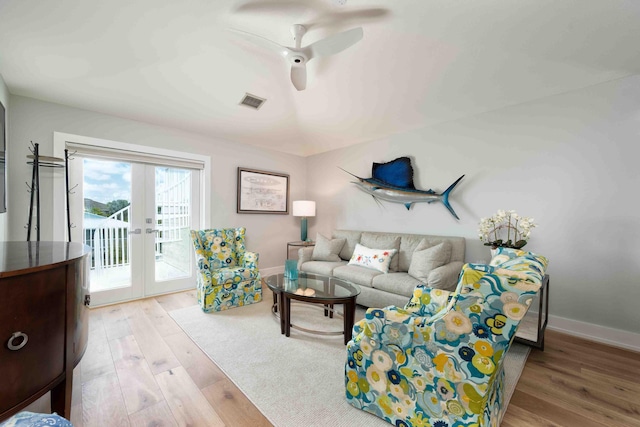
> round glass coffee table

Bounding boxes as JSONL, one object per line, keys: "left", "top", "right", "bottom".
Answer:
{"left": 262, "top": 272, "right": 360, "bottom": 345}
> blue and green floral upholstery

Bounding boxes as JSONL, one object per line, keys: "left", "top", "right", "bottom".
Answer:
{"left": 0, "top": 412, "right": 73, "bottom": 427}
{"left": 489, "top": 247, "right": 546, "bottom": 284}
{"left": 345, "top": 249, "right": 548, "bottom": 427}
{"left": 190, "top": 227, "right": 262, "bottom": 312}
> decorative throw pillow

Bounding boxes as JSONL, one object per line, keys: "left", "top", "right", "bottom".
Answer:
{"left": 360, "top": 233, "right": 401, "bottom": 271}
{"left": 408, "top": 240, "right": 452, "bottom": 282}
{"left": 311, "top": 233, "right": 346, "bottom": 262}
{"left": 348, "top": 243, "right": 398, "bottom": 274}
{"left": 332, "top": 230, "right": 362, "bottom": 261}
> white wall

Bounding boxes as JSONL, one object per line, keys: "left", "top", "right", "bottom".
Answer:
{"left": 307, "top": 75, "right": 640, "bottom": 337}
{"left": 6, "top": 78, "right": 639, "bottom": 342}
{"left": 7, "top": 95, "right": 306, "bottom": 269}
{"left": 0, "top": 74, "right": 8, "bottom": 241}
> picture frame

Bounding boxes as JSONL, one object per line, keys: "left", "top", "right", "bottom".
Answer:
{"left": 0, "top": 100, "right": 5, "bottom": 214}
{"left": 237, "top": 167, "right": 289, "bottom": 214}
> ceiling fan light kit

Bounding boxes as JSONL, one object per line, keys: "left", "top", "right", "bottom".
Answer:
{"left": 230, "top": 24, "right": 363, "bottom": 91}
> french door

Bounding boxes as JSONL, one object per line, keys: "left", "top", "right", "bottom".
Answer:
{"left": 82, "top": 158, "right": 200, "bottom": 306}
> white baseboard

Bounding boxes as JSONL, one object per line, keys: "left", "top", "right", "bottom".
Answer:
{"left": 259, "top": 269, "right": 640, "bottom": 354}
{"left": 548, "top": 314, "right": 640, "bottom": 353}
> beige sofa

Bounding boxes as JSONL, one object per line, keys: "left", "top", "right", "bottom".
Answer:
{"left": 298, "top": 230, "right": 465, "bottom": 308}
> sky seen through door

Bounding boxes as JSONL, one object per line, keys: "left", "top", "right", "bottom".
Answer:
{"left": 83, "top": 158, "right": 131, "bottom": 204}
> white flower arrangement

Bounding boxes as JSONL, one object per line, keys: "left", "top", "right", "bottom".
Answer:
{"left": 478, "top": 209, "right": 536, "bottom": 249}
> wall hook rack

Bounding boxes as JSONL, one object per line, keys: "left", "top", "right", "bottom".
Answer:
{"left": 26, "top": 142, "right": 74, "bottom": 242}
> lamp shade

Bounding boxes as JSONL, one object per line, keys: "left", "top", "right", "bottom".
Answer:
{"left": 292, "top": 200, "right": 316, "bottom": 217}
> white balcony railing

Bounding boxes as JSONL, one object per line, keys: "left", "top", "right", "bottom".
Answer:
{"left": 83, "top": 169, "right": 191, "bottom": 272}
{"left": 85, "top": 206, "right": 131, "bottom": 270}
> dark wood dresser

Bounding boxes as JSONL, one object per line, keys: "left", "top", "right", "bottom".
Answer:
{"left": 0, "top": 241, "right": 91, "bottom": 421}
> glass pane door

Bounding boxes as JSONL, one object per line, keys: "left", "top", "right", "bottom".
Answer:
{"left": 145, "top": 166, "right": 200, "bottom": 296}
{"left": 81, "top": 159, "right": 200, "bottom": 305}
{"left": 82, "top": 158, "right": 143, "bottom": 305}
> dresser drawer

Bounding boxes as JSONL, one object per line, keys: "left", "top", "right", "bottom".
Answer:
{"left": 0, "top": 267, "right": 66, "bottom": 410}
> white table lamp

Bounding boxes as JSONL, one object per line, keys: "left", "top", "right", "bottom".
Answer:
{"left": 293, "top": 200, "right": 316, "bottom": 241}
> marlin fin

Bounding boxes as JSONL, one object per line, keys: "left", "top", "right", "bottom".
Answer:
{"left": 440, "top": 174, "right": 465, "bottom": 220}
{"left": 372, "top": 195, "right": 385, "bottom": 209}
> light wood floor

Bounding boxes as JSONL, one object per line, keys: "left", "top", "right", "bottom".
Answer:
{"left": 67, "top": 288, "right": 640, "bottom": 427}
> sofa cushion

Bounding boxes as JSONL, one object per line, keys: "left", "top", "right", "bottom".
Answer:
{"left": 398, "top": 234, "right": 427, "bottom": 272}
{"left": 333, "top": 264, "right": 381, "bottom": 287}
{"left": 408, "top": 240, "right": 452, "bottom": 282}
{"left": 300, "top": 260, "right": 347, "bottom": 276}
{"left": 348, "top": 243, "right": 398, "bottom": 274}
{"left": 360, "top": 233, "right": 401, "bottom": 271}
{"left": 312, "top": 233, "right": 346, "bottom": 262}
{"left": 371, "top": 272, "right": 422, "bottom": 298}
{"left": 207, "top": 266, "right": 259, "bottom": 285}
{"left": 428, "top": 235, "right": 465, "bottom": 263}
{"left": 427, "top": 261, "right": 464, "bottom": 291}
{"left": 333, "top": 230, "right": 362, "bottom": 261}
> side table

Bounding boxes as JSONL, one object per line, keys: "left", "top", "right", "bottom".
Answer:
{"left": 286, "top": 240, "right": 315, "bottom": 259}
{"left": 515, "top": 274, "right": 549, "bottom": 350}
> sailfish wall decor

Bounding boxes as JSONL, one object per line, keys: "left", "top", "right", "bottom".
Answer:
{"left": 342, "top": 157, "right": 465, "bottom": 220}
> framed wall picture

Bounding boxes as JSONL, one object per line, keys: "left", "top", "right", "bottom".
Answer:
{"left": 237, "top": 167, "right": 289, "bottom": 214}
{"left": 0, "top": 100, "right": 5, "bottom": 213}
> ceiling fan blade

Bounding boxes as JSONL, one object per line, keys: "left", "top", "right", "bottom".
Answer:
{"left": 307, "top": 27, "right": 363, "bottom": 59}
{"left": 228, "top": 28, "right": 291, "bottom": 57}
{"left": 234, "top": 1, "right": 312, "bottom": 15}
{"left": 291, "top": 63, "right": 307, "bottom": 91}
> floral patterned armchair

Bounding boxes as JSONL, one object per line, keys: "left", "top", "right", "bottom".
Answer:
{"left": 345, "top": 248, "right": 548, "bottom": 427}
{"left": 190, "top": 227, "right": 262, "bottom": 312}
{"left": 0, "top": 412, "right": 73, "bottom": 427}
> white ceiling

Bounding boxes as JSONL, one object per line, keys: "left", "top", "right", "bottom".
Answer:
{"left": 1, "top": 0, "right": 639, "bottom": 156}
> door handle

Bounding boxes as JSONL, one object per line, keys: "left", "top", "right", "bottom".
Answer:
{"left": 146, "top": 228, "right": 159, "bottom": 234}
{"left": 129, "top": 228, "right": 141, "bottom": 235}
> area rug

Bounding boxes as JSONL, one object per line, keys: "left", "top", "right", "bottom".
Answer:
{"left": 170, "top": 300, "right": 529, "bottom": 427}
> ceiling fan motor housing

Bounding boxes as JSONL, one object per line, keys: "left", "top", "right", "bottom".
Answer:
{"left": 291, "top": 55, "right": 305, "bottom": 64}
{"left": 231, "top": 23, "right": 362, "bottom": 91}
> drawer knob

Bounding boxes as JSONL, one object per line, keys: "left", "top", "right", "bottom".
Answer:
{"left": 7, "top": 331, "right": 28, "bottom": 351}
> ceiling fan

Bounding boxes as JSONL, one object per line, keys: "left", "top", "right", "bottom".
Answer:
{"left": 230, "top": 24, "right": 363, "bottom": 91}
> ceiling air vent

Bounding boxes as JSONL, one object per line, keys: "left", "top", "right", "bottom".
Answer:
{"left": 239, "top": 93, "right": 266, "bottom": 110}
